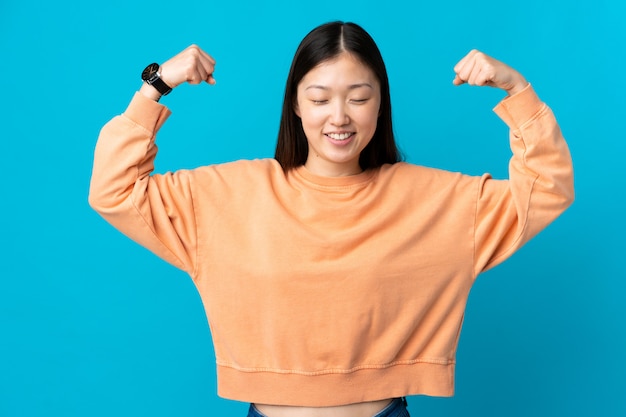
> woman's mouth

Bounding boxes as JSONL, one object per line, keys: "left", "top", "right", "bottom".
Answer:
{"left": 326, "top": 132, "right": 354, "bottom": 141}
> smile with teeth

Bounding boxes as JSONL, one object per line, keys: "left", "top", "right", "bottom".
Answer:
{"left": 326, "top": 132, "right": 354, "bottom": 141}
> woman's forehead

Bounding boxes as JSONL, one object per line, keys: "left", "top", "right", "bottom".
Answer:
{"left": 299, "top": 53, "right": 378, "bottom": 90}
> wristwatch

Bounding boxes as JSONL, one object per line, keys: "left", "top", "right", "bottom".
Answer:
{"left": 141, "top": 63, "right": 172, "bottom": 96}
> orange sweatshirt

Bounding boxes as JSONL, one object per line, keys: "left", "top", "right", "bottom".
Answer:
{"left": 89, "top": 85, "right": 573, "bottom": 406}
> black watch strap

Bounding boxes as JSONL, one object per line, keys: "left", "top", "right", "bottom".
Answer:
{"left": 141, "top": 63, "right": 172, "bottom": 96}
{"left": 148, "top": 76, "right": 172, "bottom": 96}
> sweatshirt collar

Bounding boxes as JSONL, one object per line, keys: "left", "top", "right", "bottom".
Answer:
{"left": 292, "top": 165, "right": 375, "bottom": 188}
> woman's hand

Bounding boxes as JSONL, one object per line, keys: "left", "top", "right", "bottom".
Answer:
{"left": 140, "top": 45, "right": 216, "bottom": 100}
{"left": 453, "top": 50, "right": 528, "bottom": 96}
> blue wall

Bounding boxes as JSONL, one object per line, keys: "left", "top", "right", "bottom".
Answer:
{"left": 1, "top": 0, "right": 624, "bottom": 416}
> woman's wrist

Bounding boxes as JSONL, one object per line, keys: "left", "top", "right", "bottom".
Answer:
{"left": 505, "top": 77, "right": 529, "bottom": 97}
{"left": 139, "top": 83, "right": 163, "bottom": 102}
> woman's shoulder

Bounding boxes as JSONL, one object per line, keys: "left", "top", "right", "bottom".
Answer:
{"left": 378, "top": 161, "right": 465, "bottom": 179}
{"left": 194, "top": 158, "right": 282, "bottom": 174}
{"left": 376, "top": 162, "right": 481, "bottom": 191}
{"left": 189, "top": 158, "right": 285, "bottom": 186}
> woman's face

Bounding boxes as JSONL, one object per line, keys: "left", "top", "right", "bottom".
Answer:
{"left": 295, "top": 53, "right": 381, "bottom": 177}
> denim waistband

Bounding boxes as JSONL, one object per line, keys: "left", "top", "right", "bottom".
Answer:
{"left": 373, "top": 397, "right": 409, "bottom": 417}
{"left": 247, "top": 397, "right": 409, "bottom": 417}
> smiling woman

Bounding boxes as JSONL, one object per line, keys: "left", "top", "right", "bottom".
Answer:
{"left": 89, "top": 20, "right": 573, "bottom": 417}
{"left": 295, "top": 53, "right": 381, "bottom": 177}
{"left": 275, "top": 22, "right": 400, "bottom": 175}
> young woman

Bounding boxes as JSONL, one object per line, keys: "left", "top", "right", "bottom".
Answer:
{"left": 89, "top": 21, "right": 574, "bottom": 417}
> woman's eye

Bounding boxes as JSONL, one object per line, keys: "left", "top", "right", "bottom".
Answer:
{"left": 311, "top": 99, "right": 328, "bottom": 104}
{"left": 351, "top": 98, "right": 369, "bottom": 104}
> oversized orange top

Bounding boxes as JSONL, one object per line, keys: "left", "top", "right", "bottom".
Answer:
{"left": 89, "top": 85, "right": 573, "bottom": 406}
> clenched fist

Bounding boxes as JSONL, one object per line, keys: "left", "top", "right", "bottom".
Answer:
{"left": 140, "top": 45, "right": 216, "bottom": 100}
{"left": 453, "top": 50, "right": 528, "bottom": 96}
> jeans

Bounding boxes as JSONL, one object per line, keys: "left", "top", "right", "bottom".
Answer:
{"left": 247, "top": 397, "right": 410, "bottom": 417}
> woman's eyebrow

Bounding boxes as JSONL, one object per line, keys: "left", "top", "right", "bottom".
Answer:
{"left": 305, "top": 83, "right": 374, "bottom": 91}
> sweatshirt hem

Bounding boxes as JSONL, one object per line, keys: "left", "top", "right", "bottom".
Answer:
{"left": 216, "top": 361, "right": 455, "bottom": 406}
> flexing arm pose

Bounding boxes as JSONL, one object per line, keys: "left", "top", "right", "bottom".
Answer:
{"left": 90, "top": 22, "right": 573, "bottom": 417}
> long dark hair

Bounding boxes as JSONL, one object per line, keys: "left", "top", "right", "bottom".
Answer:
{"left": 275, "top": 21, "right": 402, "bottom": 171}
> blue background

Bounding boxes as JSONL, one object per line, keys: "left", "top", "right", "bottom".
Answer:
{"left": 1, "top": 0, "right": 624, "bottom": 416}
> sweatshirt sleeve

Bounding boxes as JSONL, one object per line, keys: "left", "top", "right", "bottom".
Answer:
{"left": 473, "top": 84, "right": 574, "bottom": 276}
{"left": 88, "top": 93, "right": 198, "bottom": 274}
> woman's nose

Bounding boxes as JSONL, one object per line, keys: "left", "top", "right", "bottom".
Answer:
{"left": 330, "top": 102, "right": 350, "bottom": 126}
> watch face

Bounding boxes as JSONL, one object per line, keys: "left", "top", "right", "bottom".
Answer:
{"left": 141, "top": 63, "right": 159, "bottom": 81}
